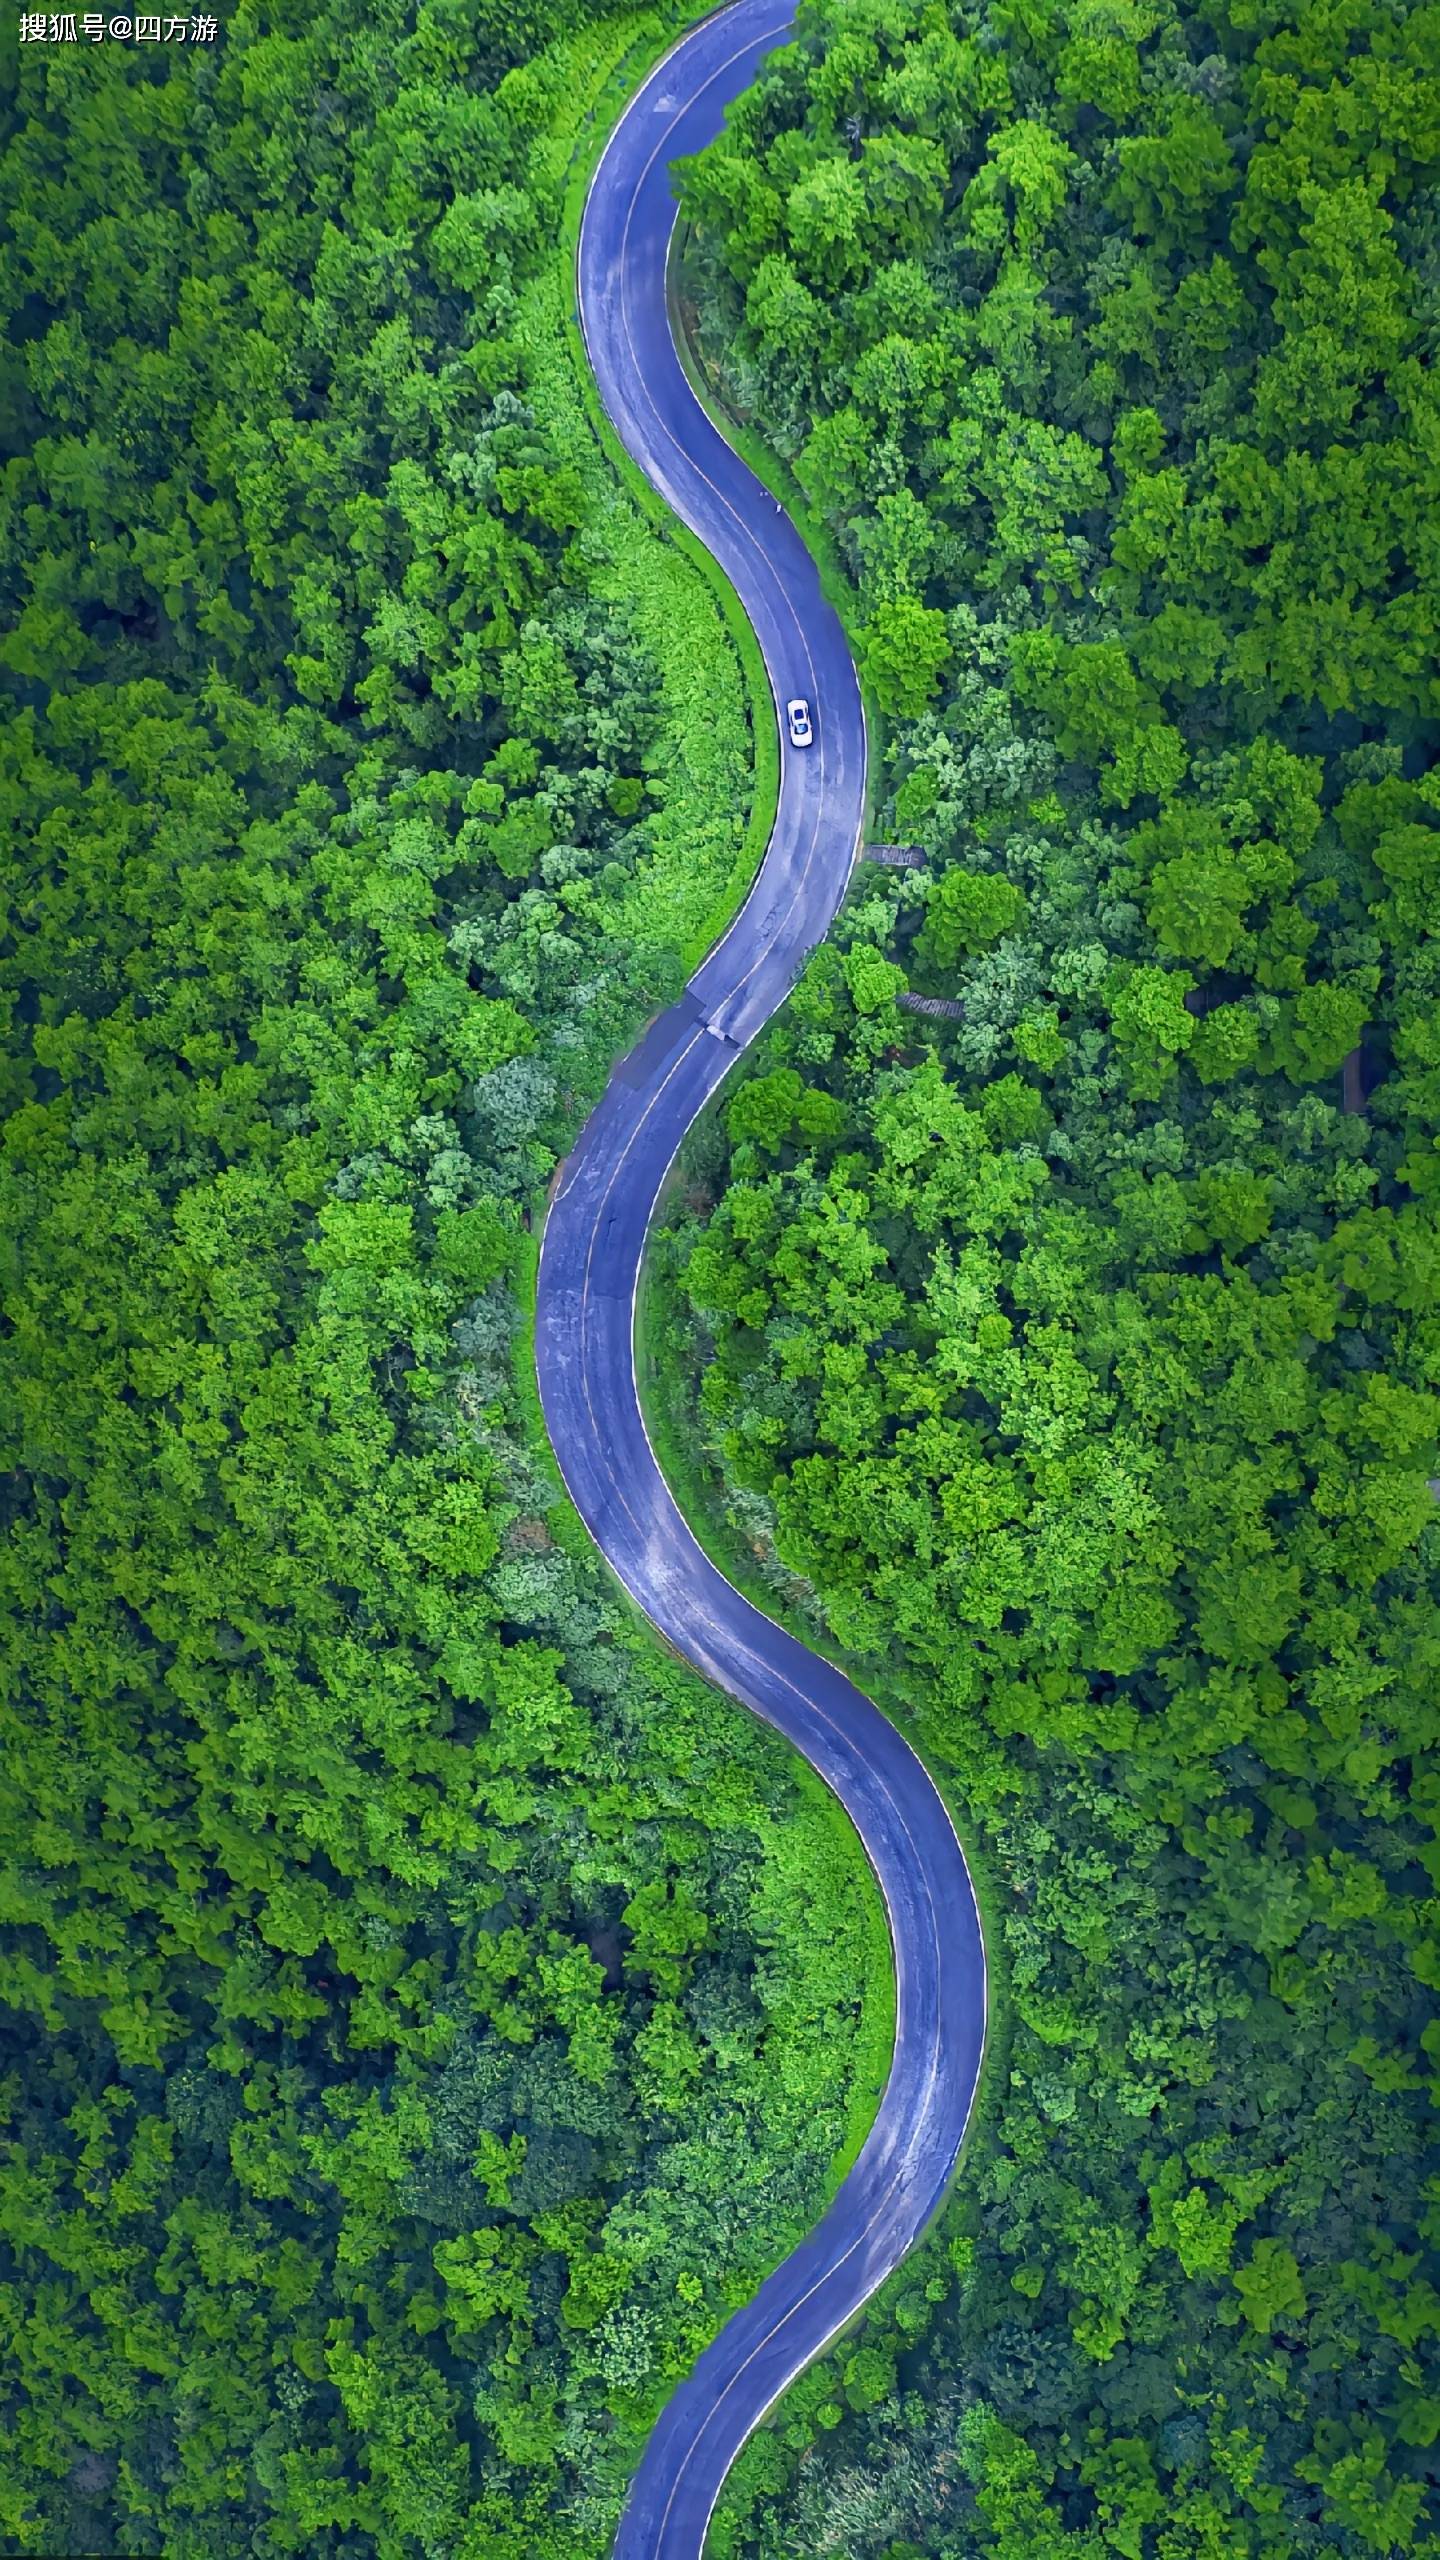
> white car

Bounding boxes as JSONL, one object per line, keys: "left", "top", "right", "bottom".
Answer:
{"left": 786, "top": 697, "right": 813, "bottom": 749}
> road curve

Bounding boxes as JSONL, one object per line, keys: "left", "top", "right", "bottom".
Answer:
{"left": 534, "top": 7, "right": 988, "bottom": 2553}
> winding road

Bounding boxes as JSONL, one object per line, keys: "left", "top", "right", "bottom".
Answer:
{"left": 534, "top": 7, "right": 988, "bottom": 2551}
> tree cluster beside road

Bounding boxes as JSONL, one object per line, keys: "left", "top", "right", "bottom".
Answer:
{"left": 0, "top": 5, "right": 880, "bottom": 2553}
{"left": 655, "top": 0, "right": 1440, "bottom": 2548}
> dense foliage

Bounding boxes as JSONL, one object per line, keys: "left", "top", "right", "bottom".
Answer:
{"left": 656, "top": 0, "right": 1440, "bottom": 2549}
{"left": 0, "top": 7, "right": 880, "bottom": 2553}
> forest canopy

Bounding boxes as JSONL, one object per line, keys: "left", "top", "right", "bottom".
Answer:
{"left": 655, "top": 0, "right": 1440, "bottom": 2549}
{"left": 0, "top": 3, "right": 881, "bottom": 2554}
{"left": 3, "top": 0, "right": 1439, "bottom": 2548}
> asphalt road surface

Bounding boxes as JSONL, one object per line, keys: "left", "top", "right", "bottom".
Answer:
{"left": 534, "top": 7, "right": 989, "bottom": 2551}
